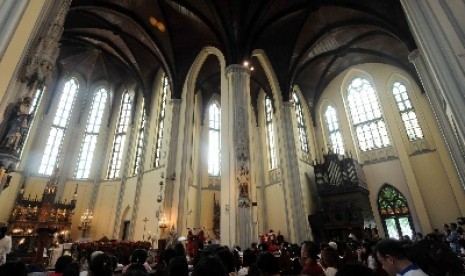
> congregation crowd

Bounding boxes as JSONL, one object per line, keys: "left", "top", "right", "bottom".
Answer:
{"left": 1, "top": 223, "right": 465, "bottom": 276}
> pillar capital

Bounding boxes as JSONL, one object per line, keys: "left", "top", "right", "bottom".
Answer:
{"left": 225, "top": 64, "right": 251, "bottom": 77}
{"left": 408, "top": 49, "right": 421, "bottom": 63}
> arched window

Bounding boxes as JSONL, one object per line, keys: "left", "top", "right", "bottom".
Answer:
{"left": 347, "top": 77, "right": 390, "bottom": 151}
{"left": 378, "top": 184, "right": 414, "bottom": 239}
{"left": 134, "top": 100, "right": 146, "bottom": 175}
{"left": 39, "top": 78, "right": 79, "bottom": 175}
{"left": 324, "top": 105, "right": 345, "bottom": 155}
{"left": 208, "top": 102, "right": 221, "bottom": 176}
{"left": 392, "top": 81, "right": 424, "bottom": 141}
{"left": 75, "top": 87, "right": 108, "bottom": 179}
{"left": 292, "top": 92, "right": 309, "bottom": 153}
{"left": 29, "top": 86, "right": 44, "bottom": 115}
{"left": 265, "top": 97, "right": 277, "bottom": 170}
{"left": 154, "top": 76, "right": 168, "bottom": 168}
{"left": 107, "top": 92, "right": 132, "bottom": 179}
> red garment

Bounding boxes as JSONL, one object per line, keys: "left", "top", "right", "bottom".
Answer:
{"left": 301, "top": 260, "right": 324, "bottom": 276}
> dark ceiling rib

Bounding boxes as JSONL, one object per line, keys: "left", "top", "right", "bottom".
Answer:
{"left": 61, "top": 33, "right": 144, "bottom": 90}
{"left": 321, "top": 1, "right": 416, "bottom": 50}
{"left": 159, "top": 0, "right": 229, "bottom": 98}
{"left": 313, "top": 47, "right": 411, "bottom": 106}
{"left": 243, "top": 0, "right": 277, "bottom": 56}
{"left": 289, "top": 19, "right": 403, "bottom": 82}
{"left": 252, "top": 3, "right": 310, "bottom": 42}
{"left": 208, "top": 0, "right": 235, "bottom": 62}
{"left": 69, "top": 6, "right": 169, "bottom": 74}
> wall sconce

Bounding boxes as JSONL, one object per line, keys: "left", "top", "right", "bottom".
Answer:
{"left": 161, "top": 172, "right": 175, "bottom": 181}
{"left": 159, "top": 213, "right": 168, "bottom": 233}
{"left": 78, "top": 209, "right": 93, "bottom": 238}
{"left": 225, "top": 204, "right": 230, "bottom": 212}
{"left": 157, "top": 181, "right": 164, "bottom": 203}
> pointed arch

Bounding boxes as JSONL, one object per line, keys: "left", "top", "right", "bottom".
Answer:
{"left": 378, "top": 183, "right": 415, "bottom": 239}
{"left": 343, "top": 71, "right": 390, "bottom": 151}
{"left": 319, "top": 98, "right": 345, "bottom": 155}
{"left": 291, "top": 89, "right": 310, "bottom": 154}
{"left": 39, "top": 77, "right": 80, "bottom": 175}
{"left": 387, "top": 74, "right": 425, "bottom": 141}
{"left": 265, "top": 95, "right": 277, "bottom": 170}
{"left": 207, "top": 95, "right": 221, "bottom": 176}
{"left": 75, "top": 85, "right": 108, "bottom": 179}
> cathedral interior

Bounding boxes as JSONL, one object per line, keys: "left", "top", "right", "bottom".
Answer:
{"left": 0, "top": 0, "right": 465, "bottom": 251}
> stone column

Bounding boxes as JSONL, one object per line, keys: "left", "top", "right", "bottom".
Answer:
{"left": 409, "top": 49, "right": 465, "bottom": 189}
{"left": 0, "top": 0, "right": 29, "bottom": 59}
{"left": 222, "top": 64, "right": 253, "bottom": 249}
{"left": 128, "top": 109, "right": 151, "bottom": 239}
{"left": 401, "top": 1, "right": 465, "bottom": 187}
{"left": 281, "top": 102, "right": 308, "bottom": 242}
{"left": 165, "top": 99, "right": 181, "bottom": 229}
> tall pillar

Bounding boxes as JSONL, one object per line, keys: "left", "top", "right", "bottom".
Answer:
{"left": 0, "top": 0, "right": 29, "bottom": 59}
{"left": 166, "top": 99, "right": 182, "bottom": 230}
{"left": 281, "top": 102, "right": 309, "bottom": 242}
{"left": 128, "top": 109, "right": 151, "bottom": 240}
{"left": 409, "top": 49, "right": 465, "bottom": 193}
{"left": 401, "top": 1, "right": 465, "bottom": 189}
{"left": 222, "top": 65, "right": 253, "bottom": 249}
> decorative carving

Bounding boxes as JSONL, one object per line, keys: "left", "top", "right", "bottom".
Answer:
{"left": 23, "top": 0, "right": 72, "bottom": 84}
{"left": 269, "top": 169, "right": 281, "bottom": 183}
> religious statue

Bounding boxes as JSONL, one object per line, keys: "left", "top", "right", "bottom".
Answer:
{"left": 2, "top": 97, "right": 32, "bottom": 152}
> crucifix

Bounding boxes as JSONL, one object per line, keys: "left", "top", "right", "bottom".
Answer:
{"left": 142, "top": 217, "right": 149, "bottom": 240}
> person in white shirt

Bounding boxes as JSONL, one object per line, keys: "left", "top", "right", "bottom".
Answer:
{"left": 0, "top": 223, "right": 12, "bottom": 265}
{"left": 374, "top": 239, "right": 428, "bottom": 276}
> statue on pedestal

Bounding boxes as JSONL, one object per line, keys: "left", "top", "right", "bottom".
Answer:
{"left": 1, "top": 97, "right": 32, "bottom": 152}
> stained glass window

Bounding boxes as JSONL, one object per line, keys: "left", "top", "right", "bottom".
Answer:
{"left": 378, "top": 184, "right": 414, "bottom": 239}
{"left": 39, "top": 78, "right": 79, "bottom": 175}
{"left": 265, "top": 97, "right": 277, "bottom": 170}
{"left": 75, "top": 87, "right": 108, "bottom": 179}
{"left": 392, "top": 81, "right": 424, "bottom": 141}
{"left": 347, "top": 77, "right": 390, "bottom": 151}
{"left": 107, "top": 92, "right": 132, "bottom": 179}
{"left": 208, "top": 102, "right": 221, "bottom": 176}
{"left": 154, "top": 76, "right": 168, "bottom": 168}
{"left": 324, "top": 105, "right": 345, "bottom": 155}
{"left": 292, "top": 92, "right": 309, "bottom": 153}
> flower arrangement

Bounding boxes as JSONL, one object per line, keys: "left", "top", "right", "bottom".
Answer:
{"left": 71, "top": 241, "right": 151, "bottom": 261}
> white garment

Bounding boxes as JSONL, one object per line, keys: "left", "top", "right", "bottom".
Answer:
{"left": 237, "top": 266, "right": 249, "bottom": 276}
{"left": 0, "top": 235, "right": 12, "bottom": 265}
{"left": 397, "top": 268, "right": 428, "bottom": 276}
{"left": 367, "top": 255, "right": 377, "bottom": 271}
{"left": 324, "top": 267, "right": 337, "bottom": 276}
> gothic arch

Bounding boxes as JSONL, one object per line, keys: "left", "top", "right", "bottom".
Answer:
{"left": 318, "top": 98, "right": 345, "bottom": 155}
{"left": 377, "top": 183, "right": 415, "bottom": 239}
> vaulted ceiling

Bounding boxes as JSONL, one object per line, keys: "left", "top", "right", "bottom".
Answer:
{"left": 60, "top": 0, "right": 417, "bottom": 112}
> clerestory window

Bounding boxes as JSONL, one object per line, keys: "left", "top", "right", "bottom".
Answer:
{"left": 347, "top": 77, "right": 390, "bottom": 151}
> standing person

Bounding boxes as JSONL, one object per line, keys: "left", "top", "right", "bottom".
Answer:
{"left": 447, "top": 223, "right": 461, "bottom": 254}
{"left": 0, "top": 222, "right": 12, "bottom": 265}
{"left": 301, "top": 241, "right": 324, "bottom": 276}
{"left": 357, "top": 242, "right": 377, "bottom": 271}
{"left": 374, "top": 239, "right": 428, "bottom": 276}
{"left": 320, "top": 247, "right": 339, "bottom": 276}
